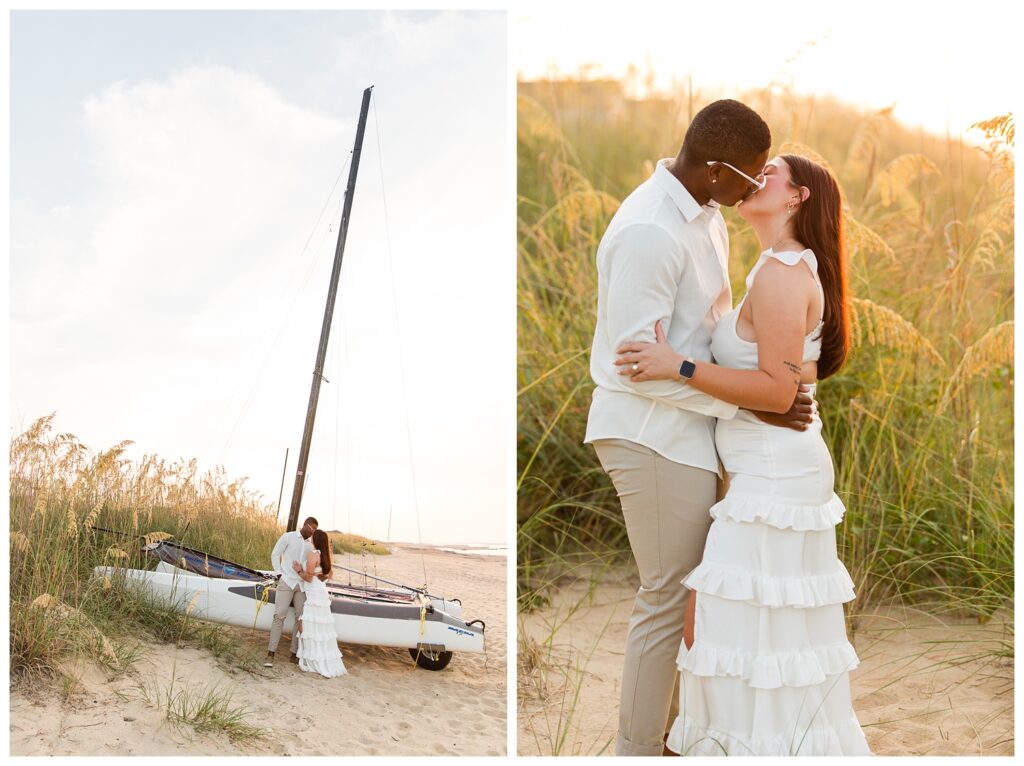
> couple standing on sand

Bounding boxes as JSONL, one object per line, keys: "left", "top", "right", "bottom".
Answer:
{"left": 586, "top": 99, "right": 872, "bottom": 755}
{"left": 264, "top": 516, "right": 348, "bottom": 678}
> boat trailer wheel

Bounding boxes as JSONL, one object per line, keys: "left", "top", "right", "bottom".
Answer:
{"left": 409, "top": 645, "right": 453, "bottom": 671}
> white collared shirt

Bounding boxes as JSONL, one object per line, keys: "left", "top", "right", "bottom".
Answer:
{"left": 584, "top": 159, "right": 738, "bottom": 475}
{"left": 271, "top": 530, "right": 314, "bottom": 589}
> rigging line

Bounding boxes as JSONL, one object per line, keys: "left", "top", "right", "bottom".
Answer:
{"left": 344, "top": 273, "right": 353, "bottom": 584}
{"left": 301, "top": 272, "right": 345, "bottom": 529}
{"left": 215, "top": 205, "right": 339, "bottom": 470}
{"left": 204, "top": 158, "right": 350, "bottom": 467}
{"left": 213, "top": 158, "right": 351, "bottom": 470}
{"left": 300, "top": 160, "right": 351, "bottom": 264}
{"left": 330, "top": 300, "right": 339, "bottom": 528}
{"left": 371, "top": 91, "right": 428, "bottom": 590}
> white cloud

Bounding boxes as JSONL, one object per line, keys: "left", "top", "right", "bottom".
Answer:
{"left": 11, "top": 13, "right": 508, "bottom": 545}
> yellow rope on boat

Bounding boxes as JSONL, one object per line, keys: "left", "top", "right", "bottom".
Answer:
{"left": 410, "top": 594, "right": 428, "bottom": 672}
{"left": 252, "top": 581, "right": 272, "bottom": 634}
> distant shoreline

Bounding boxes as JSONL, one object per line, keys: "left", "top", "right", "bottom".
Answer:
{"left": 391, "top": 542, "right": 507, "bottom": 558}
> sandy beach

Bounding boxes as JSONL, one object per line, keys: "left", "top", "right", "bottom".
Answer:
{"left": 10, "top": 545, "right": 506, "bottom": 757}
{"left": 518, "top": 574, "right": 1013, "bottom": 756}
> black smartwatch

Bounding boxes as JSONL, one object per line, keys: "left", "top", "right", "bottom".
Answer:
{"left": 679, "top": 357, "right": 697, "bottom": 380}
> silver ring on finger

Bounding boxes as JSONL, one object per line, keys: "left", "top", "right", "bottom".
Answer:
{"left": 631, "top": 363, "right": 639, "bottom": 372}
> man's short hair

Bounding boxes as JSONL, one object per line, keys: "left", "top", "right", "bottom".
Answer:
{"left": 681, "top": 99, "right": 771, "bottom": 166}
{"left": 303, "top": 516, "right": 319, "bottom": 527}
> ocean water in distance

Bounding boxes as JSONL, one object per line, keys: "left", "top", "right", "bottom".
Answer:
{"left": 439, "top": 544, "right": 507, "bottom": 557}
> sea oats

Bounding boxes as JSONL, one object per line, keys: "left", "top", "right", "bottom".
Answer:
{"left": 971, "top": 226, "right": 1004, "bottom": 270}
{"left": 971, "top": 114, "right": 1015, "bottom": 148}
{"left": 143, "top": 531, "right": 173, "bottom": 547}
{"left": 84, "top": 500, "right": 103, "bottom": 530}
{"left": 31, "top": 486, "right": 49, "bottom": 521}
{"left": 844, "top": 212, "right": 896, "bottom": 262}
{"left": 942, "top": 321, "right": 1014, "bottom": 409}
{"left": 869, "top": 153, "right": 941, "bottom": 207}
{"left": 66, "top": 507, "right": 78, "bottom": 541}
{"left": 96, "top": 633, "right": 118, "bottom": 664}
{"left": 105, "top": 546, "right": 129, "bottom": 561}
{"left": 842, "top": 105, "right": 894, "bottom": 173}
{"left": 518, "top": 94, "right": 564, "bottom": 148}
{"left": 31, "top": 593, "right": 57, "bottom": 610}
{"left": 850, "top": 297, "right": 942, "bottom": 365}
{"left": 538, "top": 189, "right": 620, "bottom": 238}
{"left": 11, "top": 531, "right": 30, "bottom": 555}
{"left": 778, "top": 141, "right": 835, "bottom": 176}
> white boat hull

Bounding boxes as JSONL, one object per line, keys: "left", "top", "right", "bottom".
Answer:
{"left": 94, "top": 565, "right": 484, "bottom": 654}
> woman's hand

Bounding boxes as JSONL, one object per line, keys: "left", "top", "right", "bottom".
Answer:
{"left": 614, "top": 321, "right": 685, "bottom": 382}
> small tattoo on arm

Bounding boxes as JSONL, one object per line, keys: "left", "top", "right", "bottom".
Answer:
{"left": 783, "top": 360, "right": 802, "bottom": 376}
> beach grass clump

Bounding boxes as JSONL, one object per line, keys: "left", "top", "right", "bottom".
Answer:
{"left": 9, "top": 415, "right": 283, "bottom": 683}
{"left": 164, "top": 683, "right": 262, "bottom": 741}
{"left": 517, "top": 78, "right": 1013, "bottom": 625}
{"left": 131, "top": 676, "right": 262, "bottom": 742}
{"left": 328, "top": 530, "right": 391, "bottom": 557}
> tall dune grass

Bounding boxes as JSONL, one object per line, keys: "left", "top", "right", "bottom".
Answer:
{"left": 9, "top": 413, "right": 367, "bottom": 686}
{"left": 517, "top": 78, "right": 1013, "bottom": 623}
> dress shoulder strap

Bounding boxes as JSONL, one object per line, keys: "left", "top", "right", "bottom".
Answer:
{"left": 744, "top": 249, "right": 806, "bottom": 291}
{"left": 763, "top": 248, "right": 809, "bottom": 267}
{"left": 755, "top": 249, "right": 825, "bottom": 323}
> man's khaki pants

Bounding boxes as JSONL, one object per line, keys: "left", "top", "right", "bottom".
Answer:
{"left": 268, "top": 580, "right": 306, "bottom": 655}
{"left": 593, "top": 439, "right": 718, "bottom": 757}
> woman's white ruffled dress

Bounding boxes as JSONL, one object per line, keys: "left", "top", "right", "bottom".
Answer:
{"left": 297, "top": 566, "right": 348, "bottom": 678}
{"left": 666, "top": 249, "right": 871, "bottom": 756}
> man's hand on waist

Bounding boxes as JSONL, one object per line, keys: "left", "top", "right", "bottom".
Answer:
{"left": 747, "top": 385, "right": 816, "bottom": 431}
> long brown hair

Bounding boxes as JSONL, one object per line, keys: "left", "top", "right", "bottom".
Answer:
{"left": 311, "top": 529, "right": 332, "bottom": 577}
{"left": 781, "top": 154, "right": 850, "bottom": 379}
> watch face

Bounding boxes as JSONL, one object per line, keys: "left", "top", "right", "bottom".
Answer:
{"left": 681, "top": 359, "right": 696, "bottom": 379}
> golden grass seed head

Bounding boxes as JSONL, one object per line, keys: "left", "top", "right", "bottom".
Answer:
{"left": 970, "top": 114, "right": 1015, "bottom": 148}
{"left": 870, "top": 153, "right": 940, "bottom": 208}
{"left": 850, "top": 298, "right": 943, "bottom": 366}
{"left": 84, "top": 500, "right": 103, "bottom": 530}
{"left": 142, "top": 531, "right": 173, "bottom": 547}
{"left": 777, "top": 141, "right": 836, "bottom": 176}
{"left": 517, "top": 94, "right": 565, "bottom": 148}
{"left": 844, "top": 213, "right": 896, "bottom": 262}
{"left": 31, "top": 486, "right": 49, "bottom": 520}
{"left": 11, "top": 532, "right": 31, "bottom": 555}
{"left": 105, "top": 546, "right": 129, "bottom": 561}
{"left": 66, "top": 507, "right": 79, "bottom": 541}
{"left": 31, "top": 593, "right": 57, "bottom": 610}
{"left": 942, "top": 320, "right": 1014, "bottom": 410}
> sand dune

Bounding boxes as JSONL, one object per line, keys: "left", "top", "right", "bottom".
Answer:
{"left": 10, "top": 545, "right": 506, "bottom": 757}
{"left": 518, "top": 576, "right": 1012, "bottom": 756}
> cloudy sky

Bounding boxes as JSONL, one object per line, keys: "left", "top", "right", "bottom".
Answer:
{"left": 516, "top": 1, "right": 1015, "bottom": 140}
{"left": 10, "top": 10, "right": 509, "bottom": 545}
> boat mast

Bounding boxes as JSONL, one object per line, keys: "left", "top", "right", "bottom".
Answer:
{"left": 287, "top": 85, "right": 374, "bottom": 532}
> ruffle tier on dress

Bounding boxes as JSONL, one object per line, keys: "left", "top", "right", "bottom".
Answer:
{"left": 666, "top": 490, "right": 871, "bottom": 756}
{"left": 297, "top": 579, "right": 348, "bottom": 678}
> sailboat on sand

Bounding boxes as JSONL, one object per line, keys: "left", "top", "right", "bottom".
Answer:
{"left": 93, "top": 86, "right": 485, "bottom": 670}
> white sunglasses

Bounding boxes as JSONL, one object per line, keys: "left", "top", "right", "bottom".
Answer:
{"left": 707, "top": 160, "right": 766, "bottom": 191}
